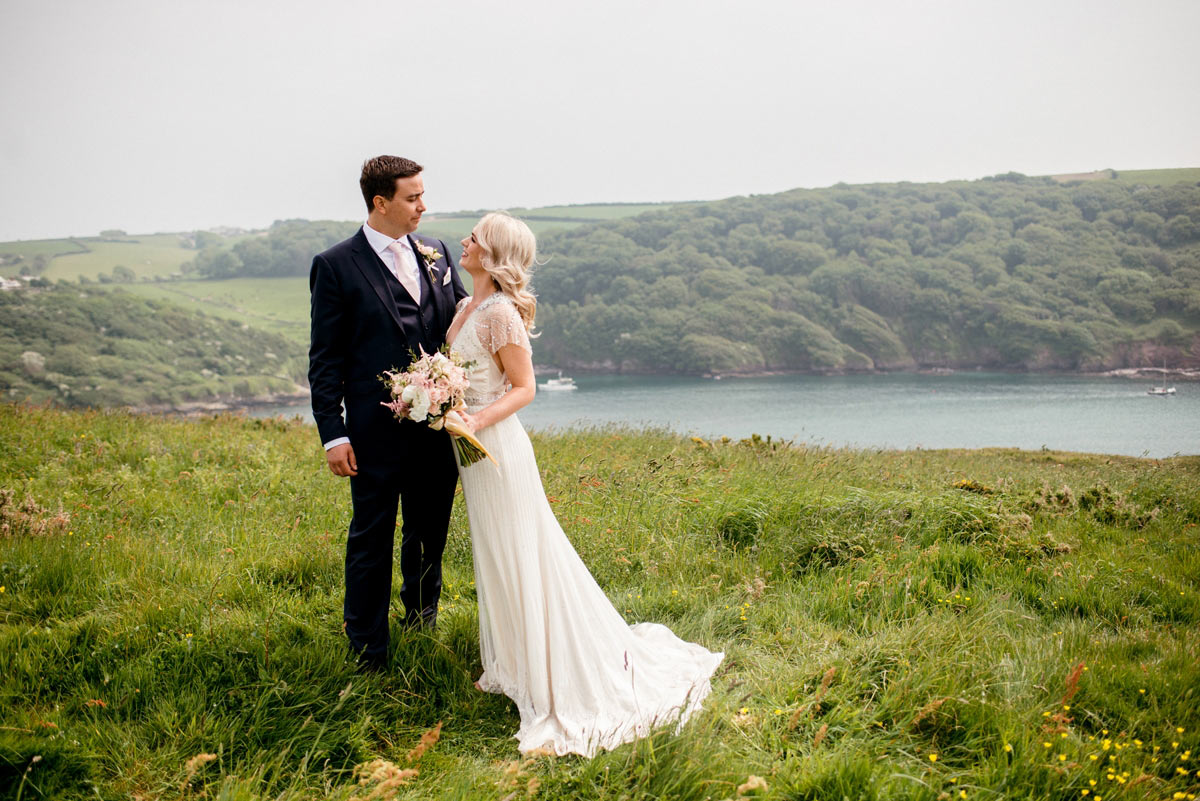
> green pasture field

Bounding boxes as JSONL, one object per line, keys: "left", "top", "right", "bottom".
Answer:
{"left": 1115, "top": 168, "right": 1200, "bottom": 187}
{"left": 0, "top": 235, "right": 197, "bottom": 282}
{"left": 420, "top": 202, "right": 676, "bottom": 242}
{"left": 121, "top": 277, "right": 311, "bottom": 344}
{"left": 1, "top": 406, "right": 1197, "bottom": 800}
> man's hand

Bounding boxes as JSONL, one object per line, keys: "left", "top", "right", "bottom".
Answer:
{"left": 326, "top": 443, "right": 358, "bottom": 477}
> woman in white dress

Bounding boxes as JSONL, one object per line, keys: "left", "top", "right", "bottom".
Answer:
{"left": 444, "top": 212, "right": 724, "bottom": 757}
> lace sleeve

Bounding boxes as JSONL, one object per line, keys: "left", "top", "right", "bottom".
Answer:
{"left": 474, "top": 296, "right": 531, "bottom": 355}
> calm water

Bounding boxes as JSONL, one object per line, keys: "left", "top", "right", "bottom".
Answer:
{"left": 254, "top": 373, "right": 1198, "bottom": 458}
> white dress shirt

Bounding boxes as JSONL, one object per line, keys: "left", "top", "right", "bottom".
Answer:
{"left": 322, "top": 222, "right": 422, "bottom": 452}
{"left": 362, "top": 221, "right": 421, "bottom": 302}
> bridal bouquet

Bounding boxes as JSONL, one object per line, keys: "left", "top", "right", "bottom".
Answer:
{"left": 380, "top": 348, "right": 497, "bottom": 466}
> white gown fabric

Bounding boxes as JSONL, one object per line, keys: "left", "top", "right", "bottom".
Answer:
{"left": 449, "top": 292, "right": 724, "bottom": 757}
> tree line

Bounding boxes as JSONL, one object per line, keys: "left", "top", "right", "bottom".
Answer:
{"left": 181, "top": 174, "right": 1200, "bottom": 373}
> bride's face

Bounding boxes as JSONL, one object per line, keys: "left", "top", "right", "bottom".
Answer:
{"left": 460, "top": 229, "right": 485, "bottom": 273}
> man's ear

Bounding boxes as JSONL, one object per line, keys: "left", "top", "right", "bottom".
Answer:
{"left": 372, "top": 195, "right": 387, "bottom": 213}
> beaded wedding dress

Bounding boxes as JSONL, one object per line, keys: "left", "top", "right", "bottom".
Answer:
{"left": 449, "top": 292, "right": 723, "bottom": 757}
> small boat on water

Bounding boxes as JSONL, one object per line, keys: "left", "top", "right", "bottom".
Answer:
{"left": 1147, "top": 360, "right": 1176, "bottom": 396}
{"left": 541, "top": 371, "right": 577, "bottom": 391}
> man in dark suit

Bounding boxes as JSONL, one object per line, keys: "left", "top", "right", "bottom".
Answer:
{"left": 308, "top": 155, "right": 468, "bottom": 669}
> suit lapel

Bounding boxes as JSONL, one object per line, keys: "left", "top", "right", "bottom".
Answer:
{"left": 410, "top": 234, "right": 447, "bottom": 326}
{"left": 349, "top": 228, "right": 409, "bottom": 334}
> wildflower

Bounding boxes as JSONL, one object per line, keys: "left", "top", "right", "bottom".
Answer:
{"left": 184, "top": 753, "right": 217, "bottom": 780}
{"left": 0, "top": 586, "right": 4, "bottom": 593}
{"left": 959, "top": 791, "right": 967, "bottom": 799}
{"left": 740, "top": 707, "right": 749, "bottom": 715}
{"left": 1059, "top": 754, "right": 1067, "bottom": 761}
{"left": 1061, "top": 732, "right": 1069, "bottom": 738}
{"left": 1139, "top": 688, "right": 1146, "bottom": 694}
{"left": 1044, "top": 742, "right": 1053, "bottom": 748}
{"left": 737, "top": 775, "right": 768, "bottom": 795}
{"left": 1089, "top": 755, "right": 1098, "bottom": 761}
{"left": 1004, "top": 744, "right": 1013, "bottom": 753}
{"left": 1179, "top": 727, "right": 1186, "bottom": 733}
{"left": 929, "top": 754, "right": 938, "bottom": 762}
{"left": 773, "top": 709, "right": 783, "bottom": 716}
{"left": 1064, "top": 705, "right": 1071, "bottom": 711}
{"left": 1179, "top": 768, "right": 1191, "bottom": 776}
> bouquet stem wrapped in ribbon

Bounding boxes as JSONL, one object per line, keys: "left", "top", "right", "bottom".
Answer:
{"left": 380, "top": 348, "right": 497, "bottom": 467}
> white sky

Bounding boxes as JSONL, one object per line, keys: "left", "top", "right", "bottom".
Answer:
{"left": 1, "top": 0, "right": 1198, "bottom": 241}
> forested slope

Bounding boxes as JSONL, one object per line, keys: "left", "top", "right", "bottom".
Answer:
{"left": 0, "top": 287, "right": 306, "bottom": 407}
{"left": 532, "top": 174, "right": 1200, "bottom": 373}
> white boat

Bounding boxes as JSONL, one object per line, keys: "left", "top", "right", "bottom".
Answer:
{"left": 541, "top": 371, "right": 577, "bottom": 391}
{"left": 1147, "top": 360, "right": 1176, "bottom": 396}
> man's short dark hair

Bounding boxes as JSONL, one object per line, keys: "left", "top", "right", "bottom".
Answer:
{"left": 360, "top": 156, "right": 423, "bottom": 212}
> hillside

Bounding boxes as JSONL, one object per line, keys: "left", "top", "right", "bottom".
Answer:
{"left": 0, "top": 286, "right": 306, "bottom": 408}
{"left": 532, "top": 173, "right": 1200, "bottom": 373}
{"left": 3, "top": 171, "right": 1199, "bottom": 377}
{"left": 0, "top": 407, "right": 1197, "bottom": 799}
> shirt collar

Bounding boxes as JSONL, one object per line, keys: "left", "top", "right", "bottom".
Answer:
{"left": 363, "top": 221, "right": 411, "bottom": 256}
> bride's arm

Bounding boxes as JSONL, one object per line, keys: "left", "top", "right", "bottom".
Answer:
{"left": 461, "top": 343, "right": 535, "bottom": 431}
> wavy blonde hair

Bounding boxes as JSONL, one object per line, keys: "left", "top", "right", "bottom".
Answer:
{"left": 475, "top": 211, "right": 538, "bottom": 331}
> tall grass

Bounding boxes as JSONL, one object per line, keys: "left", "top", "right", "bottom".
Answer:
{"left": 1, "top": 405, "right": 1197, "bottom": 799}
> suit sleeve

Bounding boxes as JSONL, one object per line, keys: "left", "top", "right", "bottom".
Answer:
{"left": 308, "top": 253, "right": 350, "bottom": 445}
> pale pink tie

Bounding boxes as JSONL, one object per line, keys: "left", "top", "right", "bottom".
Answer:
{"left": 386, "top": 241, "right": 421, "bottom": 303}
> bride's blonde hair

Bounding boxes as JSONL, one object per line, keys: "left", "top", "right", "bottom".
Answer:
{"left": 475, "top": 211, "right": 538, "bottom": 331}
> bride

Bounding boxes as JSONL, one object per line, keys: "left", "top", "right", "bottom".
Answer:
{"left": 444, "top": 212, "right": 724, "bottom": 757}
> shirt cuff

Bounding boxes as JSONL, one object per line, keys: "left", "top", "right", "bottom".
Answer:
{"left": 323, "top": 437, "right": 351, "bottom": 451}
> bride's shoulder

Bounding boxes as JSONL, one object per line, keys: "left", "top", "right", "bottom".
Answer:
{"left": 455, "top": 296, "right": 473, "bottom": 313}
{"left": 479, "top": 292, "right": 517, "bottom": 312}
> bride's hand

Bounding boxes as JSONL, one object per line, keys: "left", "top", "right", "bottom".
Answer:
{"left": 457, "top": 411, "right": 478, "bottom": 433}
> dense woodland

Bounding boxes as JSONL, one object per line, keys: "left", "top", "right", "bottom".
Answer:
{"left": 0, "top": 288, "right": 306, "bottom": 407}
{"left": 531, "top": 175, "right": 1200, "bottom": 373}
{"left": 182, "top": 175, "right": 1200, "bottom": 374}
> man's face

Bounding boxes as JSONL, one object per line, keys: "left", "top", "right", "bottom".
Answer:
{"left": 378, "top": 174, "right": 425, "bottom": 235}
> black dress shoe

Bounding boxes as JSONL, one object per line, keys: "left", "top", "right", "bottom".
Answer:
{"left": 402, "top": 607, "right": 437, "bottom": 631}
{"left": 354, "top": 650, "right": 387, "bottom": 673}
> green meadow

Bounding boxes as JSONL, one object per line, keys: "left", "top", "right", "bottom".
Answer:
{"left": 1, "top": 406, "right": 1198, "bottom": 800}
{"left": 414, "top": 203, "right": 676, "bottom": 244}
{"left": 122, "top": 278, "right": 311, "bottom": 344}
{"left": 1115, "top": 169, "right": 1200, "bottom": 188}
{"left": 0, "top": 235, "right": 203, "bottom": 282}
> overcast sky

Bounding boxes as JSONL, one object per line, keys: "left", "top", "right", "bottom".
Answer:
{"left": 1, "top": 0, "right": 1197, "bottom": 241}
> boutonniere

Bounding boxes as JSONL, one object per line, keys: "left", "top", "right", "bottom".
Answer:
{"left": 414, "top": 241, "right": 442, "bottom": 282}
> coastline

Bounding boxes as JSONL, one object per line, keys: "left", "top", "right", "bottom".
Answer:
{"left": 123, "top": 366, "right": 1200, "bottom": 416}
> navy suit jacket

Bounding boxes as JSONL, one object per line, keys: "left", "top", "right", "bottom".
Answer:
{"left": 308, "top": 227, "right": 469, "bottom": 461}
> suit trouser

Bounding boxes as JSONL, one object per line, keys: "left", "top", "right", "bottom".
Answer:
{"left": 343, "top": 429, "right": 457, "bottom": 660}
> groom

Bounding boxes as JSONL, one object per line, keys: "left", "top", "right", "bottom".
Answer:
{"left": 309, "top": 155, "right": 468, "bottom": 669}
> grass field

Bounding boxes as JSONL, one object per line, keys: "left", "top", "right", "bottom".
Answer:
{"left": 1114, "top": 168, "right": 1200, "bottom": 187}
{"left": 122, "top": 277, "right": 311, "bottom": 343}
{"left": 0, "top": 235, "right": 200, "bottom": 282}
{"left": 419, "top": 202, "right": 674, "bottom": 243}
{"left": 1, "top": 406, "right": 1198, "bottom": 800}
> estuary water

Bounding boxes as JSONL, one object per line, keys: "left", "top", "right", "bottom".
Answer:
{"left": 254, "top": 372, "right": 1198, "bottom": 458}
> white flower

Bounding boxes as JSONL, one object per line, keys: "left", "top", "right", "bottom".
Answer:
{"left": 401, "top": 384, "right": 431, "bottom": 421}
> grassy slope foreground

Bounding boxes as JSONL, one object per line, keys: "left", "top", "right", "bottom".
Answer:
{"left": 1, "top": 406, "right": 1198, "bottom": 800}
